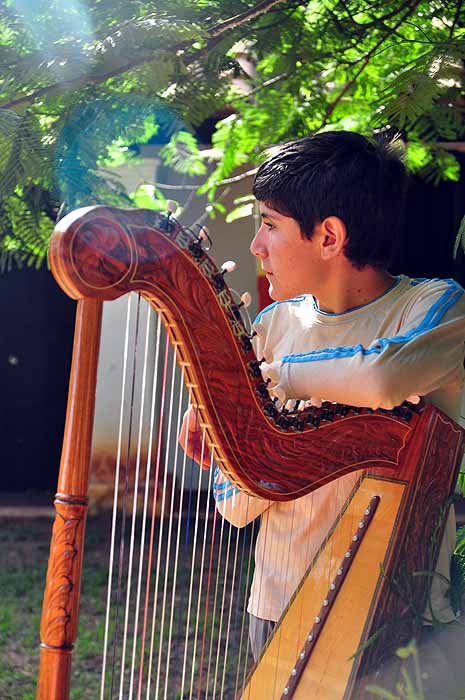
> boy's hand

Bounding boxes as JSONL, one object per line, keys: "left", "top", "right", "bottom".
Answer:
{"left": 179, "top": 405, "right": 213, "bottom": 470}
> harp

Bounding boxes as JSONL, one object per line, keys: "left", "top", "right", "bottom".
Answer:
{"left": 37, "top": 206, "right": 465, "bottom": 700}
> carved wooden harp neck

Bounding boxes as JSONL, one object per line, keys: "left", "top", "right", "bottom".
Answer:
{"left": 49, "top": 205, "right": 420, "bottom": 501}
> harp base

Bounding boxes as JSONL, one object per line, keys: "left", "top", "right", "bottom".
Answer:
{"left": 241, "top": 477, "right": 405, "bottom": 700}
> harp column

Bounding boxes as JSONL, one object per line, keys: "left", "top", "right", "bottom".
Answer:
{"left": 37, "top": 299, "right": 103, "bottom": 700}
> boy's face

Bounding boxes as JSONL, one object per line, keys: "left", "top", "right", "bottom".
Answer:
{"left": 250, "top": 202, "right": 323, "bottom": 301}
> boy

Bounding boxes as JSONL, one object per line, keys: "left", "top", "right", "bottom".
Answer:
{"left": 180, "top": 131, "right": 465, "bottom": 663}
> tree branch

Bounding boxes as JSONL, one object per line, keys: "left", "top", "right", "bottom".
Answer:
{"left": 209, "top": 0, "right": 290, "bottom": 37}
{"left": 449, "top": 0, "right": 464, "bottom": 39}
{"left": 153, "top": 166, "right": 259, "bottom": 190}
{"left": 241, "top": 72, "right": 290, "bottom": 99}
{"left": 0, "top": 0, "right": 289, "bottom": 111}
{"left": 336, "top": 0, "right": 420, "bottom": 45}
{"left": 369, "top": 0, "right": 420, "bottom": 25}
{"left": 318, "top": 0, "right": 424, "bottom": 129}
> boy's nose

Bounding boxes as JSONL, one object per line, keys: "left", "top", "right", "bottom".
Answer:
{"left": 250, "top": 229, "right": 266, "bottom": 258}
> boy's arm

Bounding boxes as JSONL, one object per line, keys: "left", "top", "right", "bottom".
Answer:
{"left": 179, "top": 407, "right": 271, "bottom": 527}
{"left": 213, "top": 466, "right": 271, "bottom": 528}
{"left": 260, "top": 280, "right": 465, "bottom": 410}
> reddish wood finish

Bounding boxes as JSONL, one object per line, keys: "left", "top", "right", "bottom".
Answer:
{"left": 49, "top": 206, "right": 421, "bottom": 501}
{"left": 351, "top": 408, "right": 465, "bottom": 697}
{"left": 40, "top": 206, "right": 465, "bottom": 700}
{"left": 37, "top": 299, "right": 102, "bottom": 700}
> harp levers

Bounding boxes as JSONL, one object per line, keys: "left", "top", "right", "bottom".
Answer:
{"left": 38, "top": 205, "right": 465, "bottom": 700}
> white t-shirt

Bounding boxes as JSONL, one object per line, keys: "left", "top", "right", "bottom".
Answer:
{"left": 214, "top": 276, "right": 465, "bottom": 623}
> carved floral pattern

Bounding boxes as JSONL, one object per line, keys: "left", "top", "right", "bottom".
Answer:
{"left": 40, "top": 501, "right": 86, "bottom": 649}
{"left": 45, "top": 207, "right": 465, "bottom": 699}
{"left": 351, "top": 414, "right": 465, "bottom": 698}
{"left": 50, "top": 206, "right": 418, "bottom": 501}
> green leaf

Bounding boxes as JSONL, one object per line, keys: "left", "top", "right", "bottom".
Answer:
{"left": 233, "top": 194, "right": 255, "bottom": 205}
{"left": 129, "top": 184, "right": 167, "bottom": 211}
{"left": 225, "top": 202, "right": 254, "bottom": 223}
{"left": 1, "top": 0, "right": 465, "bottom": 267}
{"left": 396, "top": 640, "right": 417, "bottom": 659}
{"left": 160, "top": 131, "right": 207, "bottom": 176}
{"left": 364, "top": 685, "right": 398, "bottom": 700}
{"left": 211, "top": 201, "right": 226, "bottom": 214}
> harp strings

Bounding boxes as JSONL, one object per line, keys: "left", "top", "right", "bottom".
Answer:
{"left": 123, "top": 296, "right": 156, "bottom": 700}
{"left": 135, "top": 310, "right": 163, "bottom": 700}
{"left": 269, "top": 500, "right": 298, "bottom": 699}
{"left": 160, "top": 380, "right": 192, "bottom": 700}
{"left": 101, "top": 293, "right": 134, "bottom": 700}
{"left": 221, "top": 510, "right": 249, "bottom": 699}
{"left": 185, "top": 441, "right": 215, "bottom": 700}
{"left": 234, "top": 515, "right": 257, "bottom": 697}
{"left": 96, "top": 293, "right": 363, "bottom": 700}
{"left": 148, "top": 355, "right": 188, "bottom": 700}
{"left": 147, "top": 338, "right": 177, "bottom": 697}
{"left": 97, "top": 297, "right": 254, "bottom": 700}
{"left": 135, "top": 310, "right": 167, "bottom": 700}
{"left": 112, "top": 293, "right": 143, "bottom": 700}
{"left": 106, "top": 299, "right": 376, "bottom": 700}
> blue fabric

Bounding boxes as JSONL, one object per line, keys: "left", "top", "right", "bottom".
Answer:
{"left": 409, "top": 277, "right": 429, "bottom": 286}
{"left": 212, "top": 466, "right": 241, "bottom": 501}
{"left": 281, "top": 279, "right": 463, "bottom": 365}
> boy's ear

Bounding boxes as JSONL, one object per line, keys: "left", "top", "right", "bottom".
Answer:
{"left": 317, "top": 216, "right": 347, "bottom": 260}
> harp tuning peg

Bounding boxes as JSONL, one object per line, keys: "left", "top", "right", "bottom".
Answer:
{"left": 220, "top": 260, "right": 237, "bottom": 275}
{"left": 192, "top": 223, "right": 212, "bottom": 250}
{"left": 197, "top": 225, "right": 209, "bottom": 241}
{"left": 212, "top": 261, "right": 235, "bottom": 291}
{"left": 159, "top": 200, "right": 178, "bottom": 232}
{"left": 239, "top": 291, "right": 252, "bottom": 308}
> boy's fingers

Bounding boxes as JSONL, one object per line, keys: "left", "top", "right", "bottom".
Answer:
{"left": 179, "top": 407, "right": 213, "bottom": 469}
{"left": 190, "top": 431, "right": 213, "bottom": 470}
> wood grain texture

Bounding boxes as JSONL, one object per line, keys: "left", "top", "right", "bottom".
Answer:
{"left": 351, "top": 410, "right": 465, "bottom": 698}
{"left": 49, "top": 206, "right": 420, "bottom": 501}
{"left": 241, "top": 480, "right": 405, "bottom": 700}
{"left": 41, "top": 206, "right": 465, "bottom": 700}
{"left": 37, "top": 300, "right": 102, "bottom": 700}
{"left": 240, "top": 404, "right": 465, "bottom": 700}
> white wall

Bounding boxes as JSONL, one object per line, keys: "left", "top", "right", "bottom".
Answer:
{"left": 90, "top": 149, "right": 259, "bottom": 505}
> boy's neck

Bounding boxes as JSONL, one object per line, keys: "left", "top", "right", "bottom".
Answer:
{"left": 314, "top": 266, "right": 396, "bottom": 315}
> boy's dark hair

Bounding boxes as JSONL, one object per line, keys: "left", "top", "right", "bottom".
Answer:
{"left": 252, "top": 131, "right": 407, "bottom": 269}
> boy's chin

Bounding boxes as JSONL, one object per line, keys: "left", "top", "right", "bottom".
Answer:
{"left": 268, "top": 286, "right": 289, "bottom": 302}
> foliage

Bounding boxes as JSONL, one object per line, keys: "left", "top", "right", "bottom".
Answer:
{"left": 366, "top": 640, "right": 424, "bottom": 700}
{"left": 450, "top": 523, "right": 465, "bottom": 614}
{"left": 160, "top": 131, "right": 208, "bottom": 176}
{"left": 1, "top": 514, "right": 254, "bottom": 700}
{"left": 1, "top": 0, "right": 465, "bottom": 266}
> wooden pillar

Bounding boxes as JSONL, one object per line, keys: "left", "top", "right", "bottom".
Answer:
{"left": 37, "top": 299, "right": 103, "bottom": 700}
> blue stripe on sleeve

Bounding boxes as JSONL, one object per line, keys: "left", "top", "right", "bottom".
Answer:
{"left": 212, "top": 466, "right": 241, "bottom": 502}
{"left": 282, "top": 279, "right": 463, "bottom": 365}
{"left": 214, "top": 487, "right": 241, "bottom": 502}
{"left": 214, "top": 481, "right": 231, "bottom": 491}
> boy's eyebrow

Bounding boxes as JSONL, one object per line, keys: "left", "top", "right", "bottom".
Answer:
{"left": 260, "top": 211, "right": 278, "bottom": 220}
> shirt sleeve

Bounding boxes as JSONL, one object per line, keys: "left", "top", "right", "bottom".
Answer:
{"left": 213, "top": 466, "right": 271, "bottom": 528}
{"left": 260, "top": 279, "right": 465, "bottom": 410}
